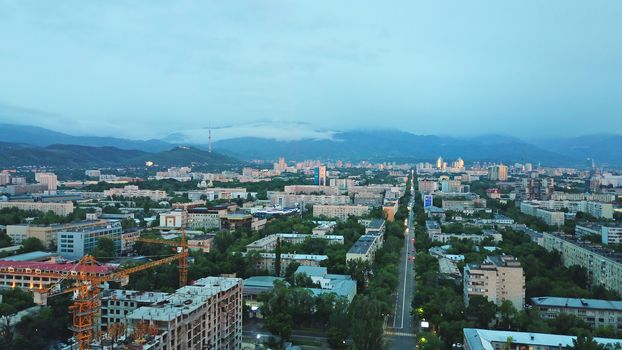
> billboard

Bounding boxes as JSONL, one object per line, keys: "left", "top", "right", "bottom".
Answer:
{"left": 423, "top": 195, "right": 433, "bottom": 208}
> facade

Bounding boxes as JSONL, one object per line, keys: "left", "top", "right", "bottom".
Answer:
{"left": 417, "top": 179, "right": 438, "bottom": 194}
{"left": 520, "top": 202, "right": 565, "bottom": 226}
{"left": 575, "top": 223, "right": 602, "bottom": 237}
{"left": 254, "top": 253, "right": 328, "bottom": 276}
{"left": 159, "top": 210, "right": 186, "bottom": 228}
{"left": 464, "top": 255, "right": 525, "bottom": 310}
{"left": 187, "top": 207, "right": 222, "bottom": 230}
{"left": 521, "top": 200, "right": 613, "bottom": 220}
{"left": 540, "top": 232, "right": 622, "bottom": 295}
{"left": 531, "top": 296, "right": 622, "bottom": 332}
{"left": 602, "top": 225, "right": 622, "bottom": 245}
{"left": 488, "top": 164, "right": 508, "bottom": 181}
{"left": 125, "top": 277, "right": 243, "bottom": 350}
{"left": 6, "top": 219, "right": 110, "bottom": 245}
{"left": 57, "top": 221, "right": 122, "bottom": 260}
{"left": 463, "top": 328, "right": 622, "bottom": 350}
{"left": 312, "top": 204, "right": 371, "bottom": 220}
{"left": 0, "top": 201, "right": 74, "bottom": 216}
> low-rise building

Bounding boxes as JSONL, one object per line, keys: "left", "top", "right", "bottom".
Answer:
{"left": 253, "top": 253, "right": 328, "bottom": 276}
{"left": 246, "top": 233, "right": 344, "bottom": 252}
{"left": 432, "top": 230, "right": 502, "bottom": 244}
{"left": 312, "top": 221, "right": 337, "bottom": 235}
{"left": 464, "top": 255, "right": 525, "bottom": 310}
{"left": 295, "top": 266, "right": 357, "bottom": 303}
{"left": 531, "top": 296, "right": 622, "bottom": 331}
{"left": 7, "top": 219, "right": 110, "bottom": 246}
{"left": 425, "top": 220, "right": 442, "bottom": 236}
{"left": 104, "top": 185, "right": 168, "bottom": 201}
{"left": 346, "top": 234, "right": 383, "bottom": 263}
{"left": 463, "top": 328, "right": 622, "bottom": 350}
{"left": 57, "top": 221, "right": 122, "bottom": 260}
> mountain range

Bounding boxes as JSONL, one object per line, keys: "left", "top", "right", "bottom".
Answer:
{"left": 0, "top": 141, "right": 240, "bottom": 168}
{"left": 1, "top": 123, "right": 621, "bottom": 167}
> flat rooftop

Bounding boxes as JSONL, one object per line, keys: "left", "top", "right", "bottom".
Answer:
{"left": 464, "top": 328, "right": 622, "bottom": 350}
{"left": 547, "top": 233, "right": 622, "bottom": 264}
{"left": 531, "top": 296, "right": 622, "bottom": 311}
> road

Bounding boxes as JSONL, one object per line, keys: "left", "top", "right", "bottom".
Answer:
{"left": 385, "top": 171, "right": 417, "bottom": 349}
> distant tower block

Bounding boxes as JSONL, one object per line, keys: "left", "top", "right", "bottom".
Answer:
{"left": 208, "top": 128, "right": 212, "bottom": 153}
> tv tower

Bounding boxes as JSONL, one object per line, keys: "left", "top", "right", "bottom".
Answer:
{"left": 208, "top": 128, "right": 212, "bottom": 153}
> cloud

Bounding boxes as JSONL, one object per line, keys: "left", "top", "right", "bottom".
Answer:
{"left": 165, "top": 122, "right": 337, "bottom": 143}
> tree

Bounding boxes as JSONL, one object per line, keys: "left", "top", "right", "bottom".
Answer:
{"left": 568, "top": 333, "right": 606, "bottom": 350}
{"left": 466, "top": 296, "right": 497, "bottom": 328}
{"left": 327, "top": 297, "right": 350, "bottom": 348}
{"left": 0, "top": 303, "right": 16, "bottom": 350}
{"left": 18, "top": 237, "right": 45, "bottom": 253}
{"left": 498, "top": 300, "right": 518, "bottom": 330}
{"left": 274, "top": 237, "right": 282, "bottom": 277}
{"left": 350, "top": 295, "right": 384, "bottom": 350}
{"left": 91, "top": 237, "right": 116, "bottom": 260}
{"left": 107, "top": 322, "right": 126, "bottom": 349}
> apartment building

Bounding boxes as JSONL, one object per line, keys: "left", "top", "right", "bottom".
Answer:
{"left": 125, "top": 277, "right": 243, "bottom": 350}
{"left": 464, "top": 255, "right": 525, "bottom": 310}
{"left": 488, "top": 164, "right": 508, "bottom": 181}
{"left": 463, "top": 329, "right": 622, "bottom": 350}
{"left": 346, "top": 233, "right": 383, "bottom": 263}
{"left": 531, "top": 296, "right": 622, "bottom": 332}
{"left": 6, "top": 219, "right": 110, "bottom": 245}
{"left": 312, "top": 204, "right": 371, "bottom": 220}
{"left": 425, "top": 220, "right": 442, "bottom": 236}
{"left": 270, "top": 192, "right": 351, "bottom": 208}
{"left": 35, "top": 172, "right": 58, "bottom": 191}
{"left": 103, "top": 185, "right": 168, "bottom": 201}
{"left": 441, "top": 198, "right": 487, "bottom": 212}
{"left": 246, "top": 233, "right": 344, "bottom": 252}
{"left": 57, "top": 221, "right": 122, "bottom": 260}
{"left": 417, "top": 179, "right": 438, "bottom": 194}
{"left": 551, "top": 191, "right": 616, "bottom": 203}
{"left": 540, "top": 232, "right": 622, "bottom": 295}
{"left": 0, "top": 201, "right": 74, "bottom": 216}
{"left": 520, "top": 202, "right": 565, "bottom": 226}
{"left": 432, "top": 230, "right": 503, "bottom": 244}
{"left": 521, "top": 200, "right": 613, "bottom": 219}
{"left": 253, "top": 253, "right": 328, "bottom": 276}
{"left": 282, "top": 185, "right": 342, "bottom": 196}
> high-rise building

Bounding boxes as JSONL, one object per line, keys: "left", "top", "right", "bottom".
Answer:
{"left": 314, "top": 165, "right": 327, "bottom": 186}
{"left": 0, "top": 171, "right": 10, "bottom": 186}
{"left": 464, "top": 255, "right": 525, "bottom": 310}
{"left": 488, "top": 164, "right": 508, "bottom": 181}
{"left": 35, "top": 172, "right": 58, "bottom": 191}
{"left": 436, "top": 156, "right": 443, "bottom": 170}
{"left": 125, "top": 277, "right": 243, "bottom": 350}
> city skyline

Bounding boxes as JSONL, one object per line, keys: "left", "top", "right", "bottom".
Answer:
{"left": 1, "top": 1, "right": 622, "bottom": 140}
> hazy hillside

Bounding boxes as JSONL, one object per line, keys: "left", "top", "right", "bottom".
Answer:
{"left": 0, "top": 124, "right": 172, "bottom": 152}
{"left": 0, "top": 142, "right": 242, "bottom": 168}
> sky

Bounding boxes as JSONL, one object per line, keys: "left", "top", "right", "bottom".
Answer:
{"left": 0, "top": 1, "right": 621, "bottom": 142}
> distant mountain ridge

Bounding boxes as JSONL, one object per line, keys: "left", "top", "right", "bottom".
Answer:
{"left": 0, "top": 142, "right": 241, "bottom": 168}
{"left": 2, "top": 123, "right": 622, "bottom": 166}
{"left": 0, "top": 124, "right": 172, "bottom": 152}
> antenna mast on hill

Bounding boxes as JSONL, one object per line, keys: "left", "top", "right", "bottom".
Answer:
{"left": 208, "top": 127, "right": 212, "bottom": 153}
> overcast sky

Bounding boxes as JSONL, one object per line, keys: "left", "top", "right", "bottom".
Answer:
{"left": 0, "top": 1, "right": 621, "bottom": 141}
